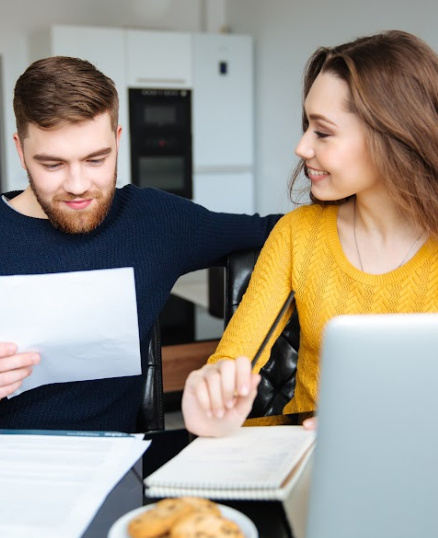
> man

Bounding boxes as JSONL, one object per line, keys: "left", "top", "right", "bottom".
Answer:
{"left": 0, "top": 56, "right": 280, "bottom": 432}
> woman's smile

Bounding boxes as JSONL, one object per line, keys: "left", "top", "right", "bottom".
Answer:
{"left": 307, "top": 167, "right": 329, "bottom": 182}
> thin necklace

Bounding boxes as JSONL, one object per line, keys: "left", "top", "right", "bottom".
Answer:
{"left": 353, "top": 198, "right": 423, "bottom": 272}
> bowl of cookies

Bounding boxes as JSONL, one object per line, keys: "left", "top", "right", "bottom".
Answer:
{"left": 108, "top": 496, "right": 258, "bottom": 538}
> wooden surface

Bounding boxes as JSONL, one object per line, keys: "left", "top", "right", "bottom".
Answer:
{"left": 162, "top": 339, "right": 220, "bottom": 392}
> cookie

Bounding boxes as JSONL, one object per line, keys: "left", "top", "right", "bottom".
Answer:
{"left": 170, "top": 512, "right": 245, "bottom": 538}
{"left": 178, "top": 497, "right": 221, "bottom": 516}
{"left": 127, "top": 498, "right": 195, "bottom": 538}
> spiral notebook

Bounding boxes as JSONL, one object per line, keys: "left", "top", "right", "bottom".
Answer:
{"left": 144, "top": 425, "right": 315, "bottom": 500}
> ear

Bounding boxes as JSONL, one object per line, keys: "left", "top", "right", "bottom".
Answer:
{"left": 13, "top": 133, "right": 27, "bottom": 170}
{"left": 116, "top": 125, "right": 122, "bottom": 150}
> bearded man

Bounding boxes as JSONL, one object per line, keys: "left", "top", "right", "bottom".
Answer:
{"left": 0, "top": 56, "right": 280, "bottom": 432}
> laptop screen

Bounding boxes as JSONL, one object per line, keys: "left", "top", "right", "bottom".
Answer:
{"left": 306, "top": 313, "right": 438, "bottom": 538}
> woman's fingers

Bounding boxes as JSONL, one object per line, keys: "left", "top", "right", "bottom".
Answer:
{"left": 206, "top": 357, "right": 254, "bottom": 417}
{"left": 203, "top": 363, "right": 228, "bottom": 418}
{"left": 303, "top": 416, "right": 318, "bottom": 430}
{"left": 185, "top": 357, "right": 257, "bottom": 418}
{"left": 234, "top": 356, "right": 253, "bottom": 397}
{"left": 182, "top": 358, "right": 260, "bottom": 437}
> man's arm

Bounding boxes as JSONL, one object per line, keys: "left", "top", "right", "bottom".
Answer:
{"left": 181, "top": 203, "right": 283, "bottom": 273}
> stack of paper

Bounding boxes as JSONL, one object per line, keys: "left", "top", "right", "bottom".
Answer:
{"left": 0, "top": 431, "right": 150, "bottom": 538}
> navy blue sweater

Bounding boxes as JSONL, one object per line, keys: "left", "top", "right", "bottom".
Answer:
{"left": 0, "top": 185, "right": 280, "bottom": 432}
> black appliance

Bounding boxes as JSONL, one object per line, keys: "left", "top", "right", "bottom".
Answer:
{"left": 129, "top": 88, "right": 192, "bottom": 198}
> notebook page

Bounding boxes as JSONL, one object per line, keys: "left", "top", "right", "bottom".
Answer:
{"left": 145, "top": 426, "right": 315, "bottom": 495}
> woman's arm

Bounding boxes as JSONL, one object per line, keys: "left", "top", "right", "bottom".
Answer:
{"left": 182, "top": 214, "right": 295, "bottom": 436}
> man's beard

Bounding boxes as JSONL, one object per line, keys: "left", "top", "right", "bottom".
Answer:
{"left": 27, "top": 169, "right": 117, "bottom": 234}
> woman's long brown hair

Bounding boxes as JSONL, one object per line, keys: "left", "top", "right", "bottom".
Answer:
{"left": 290, "top": 30, "right": 438, "bottom": 237}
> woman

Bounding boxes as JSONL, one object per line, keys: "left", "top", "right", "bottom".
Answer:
{"left": 182, "top": 30, "right": 438, "bottom": 437}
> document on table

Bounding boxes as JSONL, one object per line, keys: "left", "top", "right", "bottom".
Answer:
{"left": 0, "top": 267, "right": 142, "bottom": 398}
{"left": 0, "top": 431, "right": 151, "bottom": 538}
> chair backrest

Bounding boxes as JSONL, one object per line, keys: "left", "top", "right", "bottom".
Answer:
{"left": 225, "top": 249, "right": 300, "bottom": 418}
{"left": 136, "top": 321, "right": 165, "bottom": 432}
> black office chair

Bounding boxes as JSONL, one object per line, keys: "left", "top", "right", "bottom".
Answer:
{"left": 224, "top": 249, "right": 301, "bottom": 419}
{"left": 137, "top": 249, "right": 299, "bottom": 432}
{"left": 135, "top": 322, "right": 165, "bottom": 432}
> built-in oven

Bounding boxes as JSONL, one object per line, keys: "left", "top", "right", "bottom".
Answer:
{"left": 128, "top": 88, "right": 192, "bottom": 199}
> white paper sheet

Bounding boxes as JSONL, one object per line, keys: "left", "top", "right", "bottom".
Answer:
{"left": 0, "top": 431, "right": 151, "bottom": 538}
{"left": 0, "top": 268, "right": 142, "bottom": 397}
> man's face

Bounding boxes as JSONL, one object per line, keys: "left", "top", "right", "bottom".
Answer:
{"left": 14, "top": 113, "right": 122, "bottom": 234}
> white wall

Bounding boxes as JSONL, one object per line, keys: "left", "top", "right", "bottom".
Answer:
{"left": 0, "top": 0, "right": 220, "bottom": 191}
{"left": 226, "top": 0, "right": 438, "bottom": 215}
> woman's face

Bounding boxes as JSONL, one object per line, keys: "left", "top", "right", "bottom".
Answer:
{"left": 295, "top": 71, "right": 379, "bottom": 201}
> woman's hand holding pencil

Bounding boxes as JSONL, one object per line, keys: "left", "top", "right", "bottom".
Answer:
{"left": 182, "top": 291, "right": 296, "bottom": 438}
{"left": 182, "top": 356, "right": 261, "bottom": 437}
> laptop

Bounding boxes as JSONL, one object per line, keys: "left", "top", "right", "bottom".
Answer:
{"left": 305, "top": 313, "right": 438, "bottom": 538}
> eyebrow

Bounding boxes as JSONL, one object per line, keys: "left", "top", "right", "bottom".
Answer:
{"left": 307, "top": 113, "right": 338, "bottom": 127}
{"left": 33, "top": 147, "right": 113, "bottom": 162}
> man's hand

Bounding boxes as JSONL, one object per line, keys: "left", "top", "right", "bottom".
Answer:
{"left": 182, "top": 356, "right": 260, "bottom": 437}
{"left": 0, "top": 343, "right": 40, "bottom": 399}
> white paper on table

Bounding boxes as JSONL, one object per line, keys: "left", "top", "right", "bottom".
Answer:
{"left": 0, "top": 432, "right": 151, "bottom": 538}
{"left": 0, "top": 267, "right": 142, "bottom": 398}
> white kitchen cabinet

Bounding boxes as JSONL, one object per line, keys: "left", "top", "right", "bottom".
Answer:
{"left": 126, "top": 30, "right": 192, "bottom": 89}
{"left": 29, "top": 25, "right": 131, "bottom": 186}
{"left": 192, "top": 33, "right": 253, "bottom": 170}
{"left": 193, "top": 171, "right": 254, "bottom": 214}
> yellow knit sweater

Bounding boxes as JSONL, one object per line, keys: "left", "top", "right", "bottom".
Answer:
{"left": 208, "top": 204, "right": 438, "bottom": 414}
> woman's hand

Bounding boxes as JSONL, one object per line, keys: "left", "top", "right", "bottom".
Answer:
{"left": 302, "top": 416, "right": 318, "bottom": 430}
{"left": 182, "top": 356, "right": 261, "bottom": 437}
{"left": 0, "top": 343, "right": 40, "bottom": 399}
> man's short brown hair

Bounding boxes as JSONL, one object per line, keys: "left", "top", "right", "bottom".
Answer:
{"left": 13, "top": 56, "right": 119, "bottom": 140}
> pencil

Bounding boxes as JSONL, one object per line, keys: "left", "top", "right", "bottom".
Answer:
{"left": 251, "top": 290, "right": 296, "bottom": 369}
